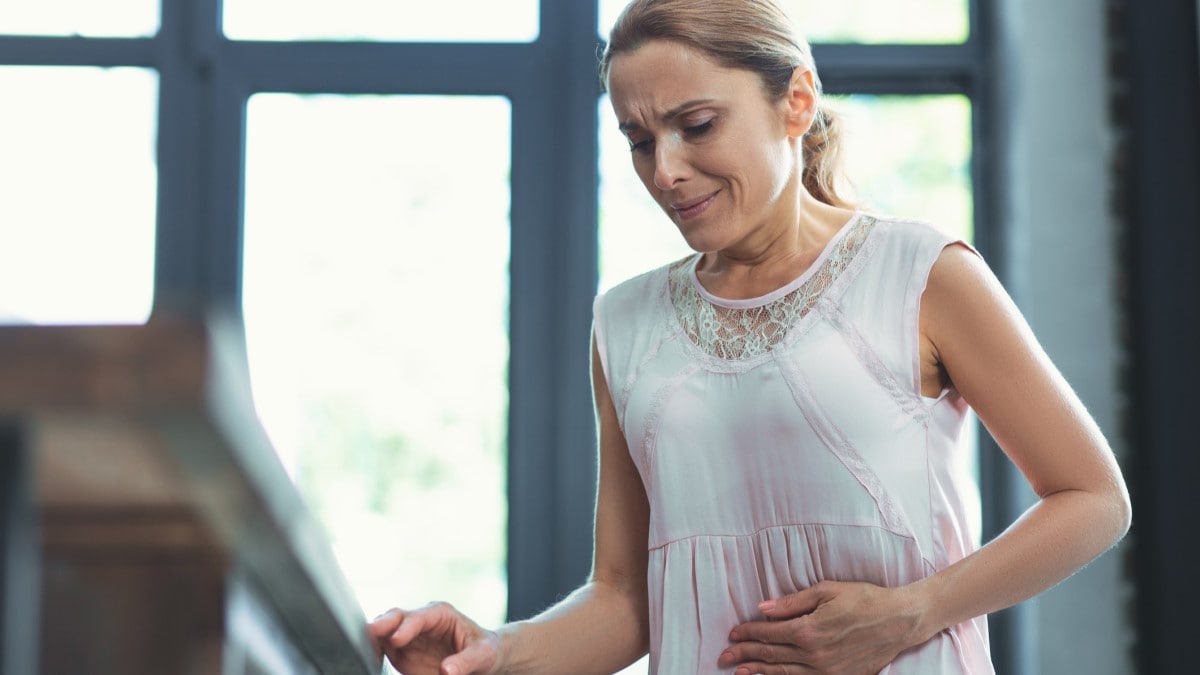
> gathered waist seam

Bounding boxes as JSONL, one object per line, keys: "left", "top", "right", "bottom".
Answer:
{"left": 648, "top": 520, "right": 918, "bottom": 552}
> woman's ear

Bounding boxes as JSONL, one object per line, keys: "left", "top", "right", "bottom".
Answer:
{"left": 784, "top": 67, "right": 819, "bottom": 138}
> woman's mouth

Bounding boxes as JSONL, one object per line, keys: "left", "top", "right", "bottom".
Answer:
{"left": 671, "top": 191, "right": 719, "bottom": 220}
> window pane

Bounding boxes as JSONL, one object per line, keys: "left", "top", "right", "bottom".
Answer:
{"left": 224, "top": 0, "right": 538, "bottom": 42}
{"left": 242, "top": 94, "right": 511, "bottom": 628}
{"left": 0, "top": 0, "right": 158, "bottom": 37}
{"left": 837, "top": 94, "right": 973, "bottom": 241}
{"left": 598, "top": 0, "right": 969, "bottom": 44}
{"left": 0, "top": 66, "right": 157, "bottom": 325}
{"left": 782, "top": 0, "right": 968, "bottom": 44}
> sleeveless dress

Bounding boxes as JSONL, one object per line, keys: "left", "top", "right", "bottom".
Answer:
{"left": 592, "top": 213, "right": 994, "bottom": 674}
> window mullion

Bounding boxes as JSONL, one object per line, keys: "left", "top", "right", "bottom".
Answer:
{"left": 0, "top": 35, "right": 155, "bottom": 66}
{"left": 154, "top": 0, "right": 244, "bottom": 314}
{"left": 224, "top": 41, "right": 539, "bottom": 95}
{"left": 506, "top": 0, "right": 600, "bottom": 621}
{"left": 815, "top": 43, "right": 977, "bottom": 94}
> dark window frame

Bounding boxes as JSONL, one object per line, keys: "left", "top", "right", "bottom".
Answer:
{"left": 1117, "top": 1, "right": 1200, "bottom": 673}
{"left": 0, "top": 0, "right": 1029, "bottom": 670}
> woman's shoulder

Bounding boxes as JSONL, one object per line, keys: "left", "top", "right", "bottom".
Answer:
{"left": 592, "top": 256, "right": 687, "bottom": 363}
{"left": 855, "top": 212, "right": 977, "bottom": 273}
{"left": 595, "top": 255, "right": 690, "bottom": 310}
{"left": 863, "top": 212, "right": 964, "bottom": 247}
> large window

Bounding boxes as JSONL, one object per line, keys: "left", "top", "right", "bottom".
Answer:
{"left": 1, "top": 0, "right": 1009, "bottom": 671}
{"left": 241, "top": 94, "right": 512, "bottom": 625}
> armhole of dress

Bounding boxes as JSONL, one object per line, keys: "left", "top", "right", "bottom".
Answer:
{"left": 909, "top": 239, "right": 982, "bottom": 399}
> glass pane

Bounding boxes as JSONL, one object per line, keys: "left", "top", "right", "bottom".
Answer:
{"left": 837, "top": 94, "right": 973, "bottom": 241}
{"left": 599, "top": 0, "right": 969, "bottom": 45}
{"left": 0, "top": 0, "right": 159, "bottom": 37}
{"left": 242, "top": 94, "right": 511, "bottom": 628}
{"left": 782, "top": 0, "right": 968, "bottom": 44}
{"left": 0, "top": 66, "right": 157, "bottom": 325}
{"left": 225, "top": 0, "right": 538, "bottom": 42}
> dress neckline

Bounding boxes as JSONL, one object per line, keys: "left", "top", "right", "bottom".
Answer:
{"left": 687, "top": 211, "right": 864, "bottom": 309}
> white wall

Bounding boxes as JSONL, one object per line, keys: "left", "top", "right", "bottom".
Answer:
{"left": 1003, "top": 1, "right": 1134, "bottom": 673}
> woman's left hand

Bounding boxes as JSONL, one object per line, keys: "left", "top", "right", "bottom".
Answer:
{"left": 717, "top": 580, "right": 928, "bottom": 675}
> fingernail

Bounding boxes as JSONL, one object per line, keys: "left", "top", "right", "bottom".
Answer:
{"left": 444, "top": 666, "right": 459, "bottom": 675}
{"left": 758, "top": 600, "right": 776, "bottom": 612}
{"left": 729, "top": 629, "right": 740, "bottom": 641}
{"left": 718, "top": 649, "right": 734, "bottom": 664}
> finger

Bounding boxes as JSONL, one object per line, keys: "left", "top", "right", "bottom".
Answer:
{"left": 730, "top": 619, "right": 807, "bottom": 645}
{"left": 733, "top": 662, "right": 815, "bottom": 675}
{"left": 759, "top": 584, "right": 827, "bottom": 619}
{"left": 388, "top": 604, "right": 451, "bottom": 649}
{"left": 368, "top": 608, "right": 405, "bottom": 641}
{"left": 723, "top": 639, "right": 809, "bottom": 666}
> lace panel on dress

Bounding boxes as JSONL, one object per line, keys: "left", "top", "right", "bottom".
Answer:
{"left": 669, "top": 216, "right": 877, "bottom": 361}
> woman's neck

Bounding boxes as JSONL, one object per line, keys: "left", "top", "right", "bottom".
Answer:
{"left": 695, "top": 191, "right": 856, "bottom": 300}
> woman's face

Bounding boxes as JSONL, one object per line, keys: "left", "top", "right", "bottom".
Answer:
{"left": 606, "top": 39, "right": 814, "bottom": 254}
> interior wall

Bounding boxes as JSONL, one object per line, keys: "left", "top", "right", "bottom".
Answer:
{"left": 1003, "top": 1, "right": 1134, "bottom": 673}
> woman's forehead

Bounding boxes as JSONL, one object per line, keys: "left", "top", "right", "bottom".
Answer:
{"left": 607, "top": 41, "right": 753, "bottom": 121}
{"left": 608, "top": 40, "right": 725, "bottom": 88}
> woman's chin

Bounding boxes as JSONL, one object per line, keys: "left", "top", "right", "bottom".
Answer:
{"left": 676, "top": 228, "right": 728, "bottom": 255}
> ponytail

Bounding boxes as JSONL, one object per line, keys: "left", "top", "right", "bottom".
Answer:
{"left": 802, "top": 104, "right": 854, "bottom": 209}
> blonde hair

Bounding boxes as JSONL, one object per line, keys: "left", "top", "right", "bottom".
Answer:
{"left": 599, "top": 0, "right": 852, "bottom": 209}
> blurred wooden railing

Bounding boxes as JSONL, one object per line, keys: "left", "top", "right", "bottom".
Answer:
{"left": 0, "top": 314, "right": 380, "bottom": 675}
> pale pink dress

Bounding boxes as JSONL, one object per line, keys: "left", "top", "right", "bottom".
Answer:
{"left": 593, "top": 214, "right": 993, "bottom": 674}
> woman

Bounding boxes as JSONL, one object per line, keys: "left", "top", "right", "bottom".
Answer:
{"left": 369, "top": 1, "right": 1132, "bottom": 672}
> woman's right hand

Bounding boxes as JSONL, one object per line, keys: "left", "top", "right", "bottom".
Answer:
{"left": 368, "top": 602, "right": 503, "bottom": 675}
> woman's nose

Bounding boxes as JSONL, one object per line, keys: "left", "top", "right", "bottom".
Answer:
{"left": 653, "top": 140, "right": 687, "bottom": 190}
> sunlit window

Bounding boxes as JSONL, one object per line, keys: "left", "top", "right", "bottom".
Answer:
{"left": 224, "top": 0, "right": 539, "bottom": 42}
{"left": 599, "top": 0, "right": 969, "bottom": 44}
{"left": 780, "top": 0, "right": 969, "bottom": 44}
{"left": 0, "top": 0, "right": 159, "bottom": 37}
{"left": 837, "top": 94, "right": 973, "bottom": 239}
{"left": 0, "top": 66, "right": 157, "bottom": 325}
{"left": 241, "top": 94, "right": 512, "bottom": 628}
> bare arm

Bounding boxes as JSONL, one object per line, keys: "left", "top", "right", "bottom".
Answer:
{"left": 492, "top": 336, "right": 651, "bottom": 672}
{"left": 903, "top": 243, "right": 1132, "bottom": 638}
{"left": 723, "top": 244, "right": 1132, "bottom": 673}
{"left": 372, "top": 336, "right": 650, "bottom": 675}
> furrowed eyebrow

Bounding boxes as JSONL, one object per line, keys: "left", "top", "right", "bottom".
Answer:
{"left": 618, "top": 98, "right": 717, "bottom": 133}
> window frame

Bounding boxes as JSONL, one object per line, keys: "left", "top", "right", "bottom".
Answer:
{"left": 0, "top": 0, "right": 1024, "bottom": 669}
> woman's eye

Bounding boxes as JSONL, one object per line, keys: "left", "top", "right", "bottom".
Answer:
{"left": 629, "top": 139, "right": 652, "bottom": 154}
{"left": 685, "top": 120, "right": 714, "bottom": 136}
